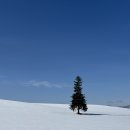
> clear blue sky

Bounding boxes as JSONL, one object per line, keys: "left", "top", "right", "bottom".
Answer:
{"left": 0, "top": 0, "right": 130, "bottom": 105}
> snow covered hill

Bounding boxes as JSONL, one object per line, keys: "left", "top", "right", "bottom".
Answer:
{"left": 0, "top": 99, "right": 130, "bottom": 130}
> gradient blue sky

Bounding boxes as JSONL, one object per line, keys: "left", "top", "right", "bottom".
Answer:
{"left": 0, "top": 0, "right": 130, "bottom": 105}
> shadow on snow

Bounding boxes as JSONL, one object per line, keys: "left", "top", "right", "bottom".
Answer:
{"left": 79, "top": 113, "right": 130, "bottom": 116}
{"left": 79, "top": 113, "right": 107, "bottom": 116}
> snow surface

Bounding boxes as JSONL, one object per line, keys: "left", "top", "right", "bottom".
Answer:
{"left": 0, "top": 99, "right": 130, "bottom": 130}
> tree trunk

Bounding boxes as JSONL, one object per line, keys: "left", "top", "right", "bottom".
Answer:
{"left": 77, "top": 106, "right": 80, "bottom": 114}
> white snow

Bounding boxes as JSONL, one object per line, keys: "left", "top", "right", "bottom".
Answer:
{"left": 0, "top": 99, "right": 130, "bottom": 130}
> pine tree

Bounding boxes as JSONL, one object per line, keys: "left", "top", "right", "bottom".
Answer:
{"left": 70, "top": 76, "right": 88, "bottom": 114}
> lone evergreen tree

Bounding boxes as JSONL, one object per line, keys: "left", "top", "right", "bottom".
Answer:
{"left": 70, "top": 76, "right": 88, "bottom": 114}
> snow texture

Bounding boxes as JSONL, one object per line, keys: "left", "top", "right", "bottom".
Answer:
{"left": 0, "top": 99, "right": 130, "bottom": 130}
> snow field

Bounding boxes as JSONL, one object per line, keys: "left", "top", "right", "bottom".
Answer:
{"left": 0, "top": 99, "right": 130, "bottom": 130}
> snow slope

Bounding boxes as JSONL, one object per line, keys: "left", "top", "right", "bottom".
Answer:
{"left": 0, "top": 99, "right": 130, "bottom": 130}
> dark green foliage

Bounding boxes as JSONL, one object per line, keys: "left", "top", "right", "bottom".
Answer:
{"left": 70, "top": 76, "right": 88, "bottom": 114}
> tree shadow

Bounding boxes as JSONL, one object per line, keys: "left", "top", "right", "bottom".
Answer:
{"left": 79, "top": 113, "right": 130, "bottom": 116}
{"left": 79, "top": 113, "right": 108, "bottom": 116}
